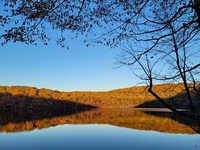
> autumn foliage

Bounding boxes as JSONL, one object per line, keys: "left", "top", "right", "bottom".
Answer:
{"left": 0, "top": 84, "right": 199, "bottom": 133}
{"left": 0, "top": 84, "right": 195, "bottom": 109}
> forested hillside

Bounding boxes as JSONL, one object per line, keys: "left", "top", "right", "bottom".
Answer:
{"left": 0, "top": 83, "right": 195, "bottom": 109}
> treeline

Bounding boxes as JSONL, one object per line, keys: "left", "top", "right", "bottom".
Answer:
{"left": 0, "top": 84, "right": 192, "bottom": 108}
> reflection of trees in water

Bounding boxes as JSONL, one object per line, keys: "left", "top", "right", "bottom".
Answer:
{"left": 0, "top": 92, "right": 96, "bottom": 132}
{"left": 0, "top": 88, "right": 199, "bottom": 134}
{"left": 0, "top": 108, "right": 196, "bottom": 134}
{"left": 0, "top": 108, "right": 90, "bottom": 125}
{"left": 145, "top": 111, "right": 200, "bottom": 134}
{"left": 136, "top": 88, "right": 200, "bottom": 134}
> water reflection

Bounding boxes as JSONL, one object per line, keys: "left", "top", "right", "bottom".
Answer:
{"left": 1, "top": 124, "right": 199, "bottom": 150}
{"left": 0, "top": 108, "right": 196, "bottom": 134}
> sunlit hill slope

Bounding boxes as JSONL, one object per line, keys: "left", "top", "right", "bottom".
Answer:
{"left": 0, "top": 83, "right": 198, "bottom": 109}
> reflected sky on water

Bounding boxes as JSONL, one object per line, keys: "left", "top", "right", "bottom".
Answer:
{"left": 0, "top": 124, "right": 200, "bottom": 150}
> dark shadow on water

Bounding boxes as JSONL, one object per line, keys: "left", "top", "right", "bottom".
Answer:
{"left": 135, "top": 90, "right": 200, "bottom": 134}
{"left": 143, "top": 110, "right": 200, "bottom": 134}
{"left": 0, "top": 93, "right": 199, "bottom": 134}
{"left": 0, "top": 107, "right": 197, "bottom": 134}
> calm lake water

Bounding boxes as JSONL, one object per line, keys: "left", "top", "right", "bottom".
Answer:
{"left": 0, "top": 108, "right": 200, "bottom": 150}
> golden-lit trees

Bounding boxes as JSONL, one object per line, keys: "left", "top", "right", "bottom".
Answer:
{"left": 1, "top": 1, "right": 200, "bottom": 112}
{"left": 0, "top": 85, "right": 190, "bottom": 109}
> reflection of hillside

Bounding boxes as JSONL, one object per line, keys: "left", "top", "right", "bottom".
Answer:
{"left": 0, "top": 92, "right": 96, "bottom": 132}
{"left": 0, "top": 85, "right": 198, "bottom": 134}
{"left": 144, "top": 111, "right": 200, "bottom": 134}
{"left": 0, "top": 108, "right": 195, "bottom": 134}
{"left": 135, "top": 85, "right": 200, "bottom": 133}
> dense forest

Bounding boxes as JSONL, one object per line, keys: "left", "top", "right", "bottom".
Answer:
{"left": 0, "top": 83, "right": 199, "bottom": 110}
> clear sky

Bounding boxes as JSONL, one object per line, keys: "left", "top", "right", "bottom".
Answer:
{"left": 0, "top": 35, "right": 139, "bottom": 92}
{"left": 0, "top": 1, "right": 141, "bottom": 92}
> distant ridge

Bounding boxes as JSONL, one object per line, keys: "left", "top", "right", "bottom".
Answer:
{"left": 0, "top": 83, "right": 197, "bottom": 108}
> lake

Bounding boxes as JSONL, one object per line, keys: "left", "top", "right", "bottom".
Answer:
{"left": 0, "top": 108, "right": 199, "bottom": 150}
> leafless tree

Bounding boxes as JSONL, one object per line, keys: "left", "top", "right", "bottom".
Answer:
{"left": 1, "top": 1, "right": 200, "bottom": 46}
{"left": 1, "top": 0, "right": 200, "bottom": 111}
{"left": 118, "top": 17, "right": 200, "bottom": 112}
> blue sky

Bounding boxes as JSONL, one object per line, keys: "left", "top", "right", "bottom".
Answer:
{"left": 0, "top": 36, "right": 139, "bottom": 91}
{"left": 0, "top": 1, "right": 142, "bottom": 92}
